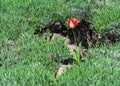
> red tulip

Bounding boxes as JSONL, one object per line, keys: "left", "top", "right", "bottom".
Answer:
{"left": 67, "top": 18, "right": 80, "bottom": 29}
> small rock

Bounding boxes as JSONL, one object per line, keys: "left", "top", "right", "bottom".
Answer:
{"left": 55, "top": 64, "right": 71, "bottom": 77}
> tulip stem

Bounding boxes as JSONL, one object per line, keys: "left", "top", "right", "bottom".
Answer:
{"left": 72, "top": 30, "right": 77, "bottom": 46}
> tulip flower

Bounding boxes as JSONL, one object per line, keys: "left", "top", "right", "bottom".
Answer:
{"left": 66, "top": 18, "right": 80, "bottom": 45}
{"left": 67, "top": 18, "right": 80, "bottom": 29}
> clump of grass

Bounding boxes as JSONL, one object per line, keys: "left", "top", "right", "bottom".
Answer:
{"left": 0, "top": 30, "right": 70, "bottom": 72}
{"left": 91, "top": 5, "right": 120, "bottom": 36}
{"left": 0, "top": 63, "right": 56, "bottom": 86}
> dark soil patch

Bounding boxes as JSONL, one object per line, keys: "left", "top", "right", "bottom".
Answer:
{"left": 34, "top": 20, "right": 98, "bottom": 48}
{"left": 100, "top": 33, "right": 119, "bottom": 45}
{"left": 0, "top": 58, "right": 2, "bottom": 68}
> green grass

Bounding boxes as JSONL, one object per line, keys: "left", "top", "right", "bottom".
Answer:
{"left": 0, "top": 0, "right": 120, "bottom": 85}
{"left": 0, "top": 64, "right": 56, "bottom": 86}
{"left": 91, "top": 5, "right": 120, "bottom": 35}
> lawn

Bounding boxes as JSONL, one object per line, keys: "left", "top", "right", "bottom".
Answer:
{"left": 0, "top": 0, "right": 120, "bottom": 86}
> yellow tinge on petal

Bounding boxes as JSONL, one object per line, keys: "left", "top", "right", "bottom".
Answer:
{"left": 69, "top": 21, "right": 74, "bottom": 29}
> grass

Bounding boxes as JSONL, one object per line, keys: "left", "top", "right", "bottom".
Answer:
{"left": 0, "top": 64, "right": 56, "bottom": 86}
{"left": 91, "top": 5, "right": 120, "bottom": 35}
{"left": 0, "top": 0, "right": 120, "bottom": 85}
